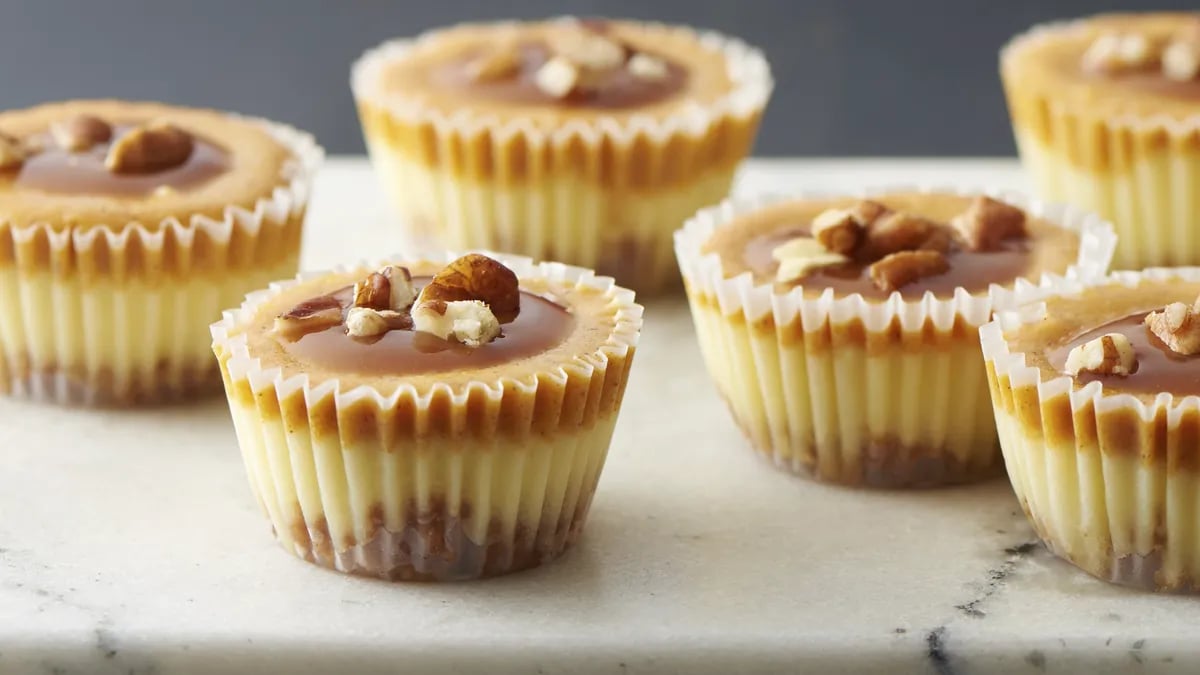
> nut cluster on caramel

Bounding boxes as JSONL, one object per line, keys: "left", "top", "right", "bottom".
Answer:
{"left": 771, "top": 195, "right": 1028, "bottom": 292}
{"left": 275, "top": 254, "right": 522, "bottom": 348}
{"left": 0, "top": 113, "right": 195, "bottom": 175}
{"left": 466, "top": 22, "right": 671, "bottom": 99}
{"left": 1064, "top": 294, "right": 1200, "bottom": 379}
{"left": 1082, "top": 21, "right": 1200, "bottom": 81}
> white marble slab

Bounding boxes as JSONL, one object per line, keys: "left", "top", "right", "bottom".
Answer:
{"left": 2, "top": 159, "right": 1197, "bottom": 675}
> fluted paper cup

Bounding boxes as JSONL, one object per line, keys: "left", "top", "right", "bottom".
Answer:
{"left": 984, "top": 268, "right": 1200, "bottom": 592}
{"left": 674, "top": 186, "right": 1116, "bottom": 488}
{"left": 351, "top": 18, "right": 772, "bottom": 294}
{"left": 0, "top": 117, "right": 322, "bottom": 406}
{"left": 211, "top": 252, "right": 642, "bottom": 581}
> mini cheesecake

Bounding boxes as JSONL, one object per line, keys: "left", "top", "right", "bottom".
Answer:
{"left": 0, "top": 100, "right": 321, "bottom": 405}
{"left": 1002, "top": 13, "right": 1200, "bottom": 268}
{"left": 675, "top": 189, "right": 1114, "bottom": 488}
{"left": 212, "top": 252, "right": 642, "bottom": 581}
{"left": 984, "top": 269, "right": 1200, "bottom": 592}
{"left": 352, "top": 17, "right": 772, "bottom": 293}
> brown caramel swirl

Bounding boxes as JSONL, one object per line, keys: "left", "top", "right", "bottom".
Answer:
{"left": 13, "top": 124, "right": 229, "bottom": 197}
{"left": 1048, "top": 311, "right": 1200, "bottom": 396}
{"left": 277, "top": 279, "right": 575, "bottom": 376}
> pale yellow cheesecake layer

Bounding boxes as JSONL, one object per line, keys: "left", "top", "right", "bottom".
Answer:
{"left": 1013, "top": 127, "right": 1200, "bottom": 269}
{"left": 229, "top": 395, "right": 619, "bottom": 579}
{"left": 0, "top": 260, "right": 295, "bottom": 404}
{"left": 689, "top": 295, "right": 999, "bottom": 486}
{"left": 991, "top": 381, "right": 1200, "bottom": 591}
{"left": 366, "top": 147, "right": 736, "bottom": 291}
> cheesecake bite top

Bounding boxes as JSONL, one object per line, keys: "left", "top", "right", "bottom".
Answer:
{"left": 704, "top": 192, "right": 1080, "bottom": 300}
{"left": 1008, "top": 279, "right": 1200, "bottom": 402}
{"left": 1003, "top": 12, "right": 1200, "bottom": 119}
{"left": 0, "top": 100, "right": 296, "bottom": 231}
{"left": 358, "top": 18, "right": 737, "bottom": 125}
{"left": 238, "top": 254, "right": 621, "bottom": 392}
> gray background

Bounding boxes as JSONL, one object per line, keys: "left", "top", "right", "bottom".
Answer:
{"left": 0, "top": 0, "right": 1180, "bottom": 156}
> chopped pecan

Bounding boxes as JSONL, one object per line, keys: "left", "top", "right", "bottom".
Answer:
{"left": 1164, "top": 38, "right": 1200, "bottom": 81}
{"left": 50, "top": 114, "right": 113, "bottom": 152}
{"left": 849, "top": 199, "right": 889, "bottom": 226}
{"left": 1065, "top": 333, "right": 1138, "bottom": 376}
{"left": 105, "top": 122, "right": 193, "bottom": 174}
{"left": 771, "top": 237, "right": 849, "bottom": 283}
{"left": 1082, "top": 32, "right": 1158, "bottom": 73}
{"left": 274, "top": 295, "right": 344, "bottom": 339}
{"left": 951, "top": 196, "right": 1027, "bottom": 251}
{"left": 810, "top": 208, "right": 863, "bottom": 255}
{"left": 468, "top": 45, "right": 521, "bottom": 82}
{"left": 547, "top": 27, "right": 626, "bottom": 72}
{"left": 534, "top": 56, "right": 580, "bottom": 98}
{"left": 418, "top": 253, "right": 521, "bottom": 322}
{"left": 868, "top": 250, "right": 949, "bottom": 293}
{"left": 380, "top": 265, "right": 416, "bottom": 311}
{"left": 1145, "top": 301, "right": 1200, "bottom": 355}
{"left": 0, "top": 133, "right": 28, "bottom": 170}
{"left": 411, "top": 300, "right": 501, "bottom": 347}
{"left": 864, "top": 212, "right": 947, "bottom": 257}
{"left": 628, "top": 53, "right": 669, "bottom": 80}
{"left": 352, "top": 272, "right": 391, "bottom": 311}
{"left": 345, "top": 307, "right": 390, "bottom": 338}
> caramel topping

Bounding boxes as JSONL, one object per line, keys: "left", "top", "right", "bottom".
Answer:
{"left": 11, "top": 123, "right": 229, "bottom": 197}
{"left": 744, "top": 229, "right": 1033, "bottom": 299}
{"left": 1072, "top": 17, "right": 1200, "bottom": 100}
{"left": 1048, "top": 312, "right": 1200, "bottom": 396}
{"left": 433, "top": 29, "right": 688, "bottom": 109}
{"left": 741, "top": 196, "right": 1036, "bottom": 298}
{"left": 279, "top": 280, "right": 575, "bottom": 377}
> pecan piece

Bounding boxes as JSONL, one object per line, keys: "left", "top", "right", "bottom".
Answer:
{"left": 0, "top": 133, "right": 28, "bottom": 170}
{"left": 105, "top": 122, "right": 194, "bottom": 174}
{"left": 534, "top": 56, "right": 580, "bottom": 98}
{"left": 868, "top": 250, "right": 949, "bottom": 293}
{"left": 1164, "top": 38, "right": 1200, "bottom": 81}
{"left": 771, "top": 237, "right": 849, "bottom": 283}
{"left": 352, "top": 272, "right": 391, "bottom": 311}
{"left": 864, "top": 212, "right": 946, "bottom": 257}
{"left": 951, "top": 196, "right": 1027, "bottom": 252}
{"left": 50, "top": 114, "right": 112, "bottom": 152}
{"left": 274, "top": 295, "right": 344, "bottom": 339}
{"left": 1065, "top": 333, "right": 1138, "bottom": 376}
{"left": 411, "top": 300, "right": 501, "bottom": 347}
{"left": 628, "top": 53, "right": 668, "bottom": 80}
{"left": 418, "top": 253, "right": 520, "bottom": 322}
{"left": 345, "top": 307, "right": 389, "bottom": 338}
{"left": 1145, "top": 301, "right": 1200, "bottom": 355}
{"left": 380, "top": 265, "right": 417, "bottom": 311}
{"left": 810, "top": 208, "right": 863, "bottom": 256}
{"left": 468, "top": 45, "right": 521, "bottom": 82}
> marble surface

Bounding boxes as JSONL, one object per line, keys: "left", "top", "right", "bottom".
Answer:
{"left": 2, "top": 158, "right": 1198, "bottom": 675}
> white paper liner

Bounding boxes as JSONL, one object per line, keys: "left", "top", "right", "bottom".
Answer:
{"left": 350, "top": 17, "right": 772, "bottom": 293}
{"left": 0, "top": 116, "right": 323, "bottom": 406}
{"left": 673, "top": 185, "right": 1116, "bottom": 487}
{"left": 981, "top": 267, "right": 1200, "bottom": 591}
{"left": 1001, "top": 19, "right": 1200, "bottom": 269}
{"left": 211, "top": 250, "right": 642, "bottom": 581}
